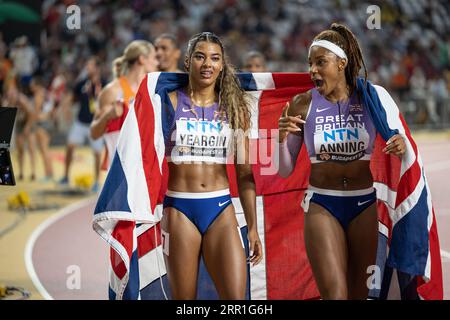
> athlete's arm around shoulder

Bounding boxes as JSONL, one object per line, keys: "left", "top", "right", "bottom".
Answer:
{"left": 90, "top": 80, "right": 121, "bottom": 139}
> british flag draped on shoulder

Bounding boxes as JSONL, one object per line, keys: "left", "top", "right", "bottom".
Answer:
{"left": 358, "top": 79, "right": 443, "bottom": 299}
{"left": 93, "top": 72, "right": 442, "bottom": 300}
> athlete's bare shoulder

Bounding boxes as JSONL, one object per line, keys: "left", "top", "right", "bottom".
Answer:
{"left": 287, "top": 90, "right": 312, "bottom": 119}
{"left": 97, "top": 79, "right": 121, "bottom": 110}
{"left": 101, "top": 79, "right": 121, "bottom": 98}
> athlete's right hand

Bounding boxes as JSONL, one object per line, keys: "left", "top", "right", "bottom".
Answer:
{"left": 106, "top": 99, "right": 124, "bottom": 120}
{"left": 278, "top": 102, "right": 305, "bottom": 143}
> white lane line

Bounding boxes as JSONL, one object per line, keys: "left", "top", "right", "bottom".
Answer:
{"left": 24, "top": 197, "right": 96, "bottom": 300}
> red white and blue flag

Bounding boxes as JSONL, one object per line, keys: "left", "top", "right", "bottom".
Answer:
{"left": 93, "top": 72, "right": 442, "bottom": 300}
{"left": 358, "top": 79, "right": 442, "bottom": 299}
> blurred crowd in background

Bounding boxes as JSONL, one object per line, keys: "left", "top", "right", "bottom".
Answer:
{"left": 0, "top": 0, "right": 449, "bottom": 182}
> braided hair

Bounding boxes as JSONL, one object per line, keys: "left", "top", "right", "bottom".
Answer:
{"left": 314, "top": 23, "right": 368, "bottom": 93}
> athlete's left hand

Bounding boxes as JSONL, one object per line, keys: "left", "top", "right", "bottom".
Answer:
{"left": 382, "top": 134, "right": 406, "bottom": 157}
{"left": 248, "top": 229, "right": 263, "bottom": 266}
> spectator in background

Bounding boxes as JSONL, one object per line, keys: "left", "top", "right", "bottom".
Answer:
{"left": 409, "top": 67, "right": 434, "bottom": 124}
{"left": 428, "top": 72, "right": 449, "bottom": 124}
{"left": 390, "top": 62, "right": 409, "bottom": 101}
{"left": 59, "top": 57, "right": 106, "bottom": 192}
{"left": 47, "top": 65, "right": 68, "bottom": 129}
{"left": 0, "top": 43, "right": 13, "bottom": 96}
{"left": 2, "top": 81, "right": 36, "bottom": 181}
{"left": 9, "top": 36, "right": 38, "bottom": 89}
{"left": 29, "top": 77, "right": 55, "bottom": 181}
{"left": 0, "top": 32, "right": 6, "bottom": 56}
{"left": 155, "top": 33, "right": 182, "bottom": 73}
{"left": 90, "top": 40, "right": 158, "bottom": 168}
{"left": 22, "top": 0, "right": 450, "bottom": 130}
{"left": 241, "top": 51, "right": 267, "bottom": 72}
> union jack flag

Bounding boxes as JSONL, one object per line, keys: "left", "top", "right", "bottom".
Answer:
{"left": 93, "top": 72, "right": 442, "bottom": 300}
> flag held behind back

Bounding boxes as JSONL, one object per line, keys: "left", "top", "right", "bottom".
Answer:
{"left": 93, "top": 73, "right": 442, "bottom": 300}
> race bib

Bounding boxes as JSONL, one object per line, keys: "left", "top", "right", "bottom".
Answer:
{"left": 171, "top": 119, "right": 233, "bottom": 163}
{"left": 314, "top": 125, "right": 370, "bottom": 162}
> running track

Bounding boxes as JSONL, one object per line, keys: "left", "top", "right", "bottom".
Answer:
{"left": 26, "top": 139, "right": 450, "bottom": 300}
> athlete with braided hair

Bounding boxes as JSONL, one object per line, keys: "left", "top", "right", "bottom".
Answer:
{"left": 278, "top": 23, "right": 406, "bottom": 299}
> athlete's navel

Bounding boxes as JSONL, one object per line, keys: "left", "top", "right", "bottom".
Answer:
{"left": 343, "top": 177, "right": 348, "bottom": 189}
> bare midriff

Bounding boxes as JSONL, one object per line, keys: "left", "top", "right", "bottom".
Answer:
{"left": 309, "top": 160, "right": 373, "bottom": 190}
{"left": 167, "top": 162, "right": 230, "bottom": 192}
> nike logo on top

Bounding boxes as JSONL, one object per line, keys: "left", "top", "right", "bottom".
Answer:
{"left": 182, "top": 107, "right": 192, "bottom": 112}
{"left": 357, "top": 199, "right": 372, "bottom": 206}
{"left": 218, "top": 200, "right": 230, "bottom": 207}
{"left": 317, "top": 107, "right": 331, "bottom": 113}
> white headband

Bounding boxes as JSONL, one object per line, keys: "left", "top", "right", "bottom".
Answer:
{"left": 309, "top": 40, "right": 347, "bottom": 60}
